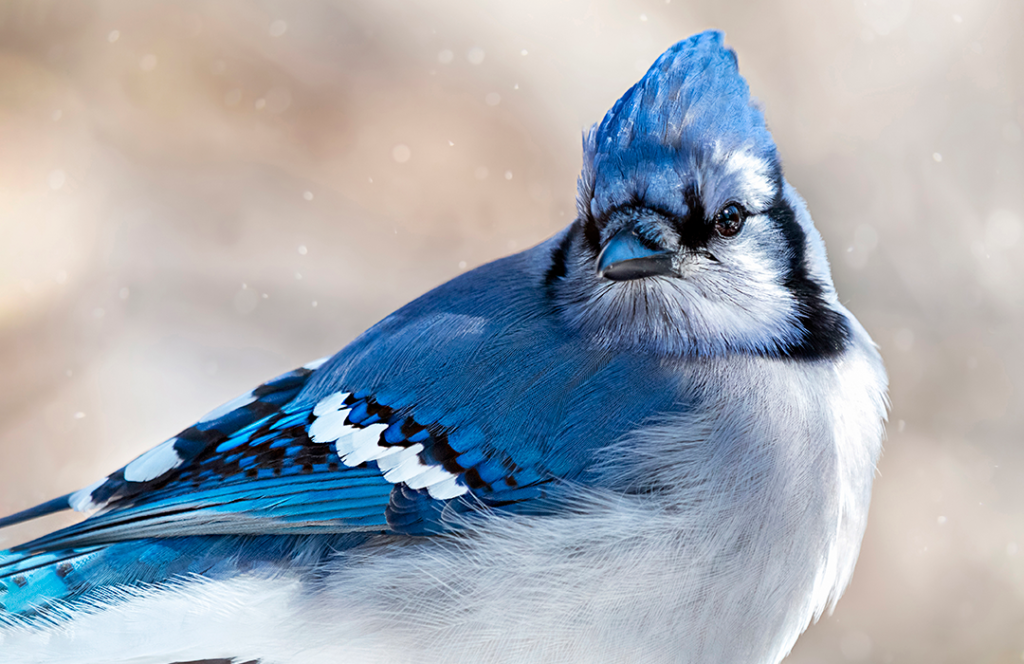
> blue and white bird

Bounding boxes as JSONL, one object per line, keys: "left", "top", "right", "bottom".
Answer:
{"left": 0, "top": 31, "right": 887, "bottom": 664}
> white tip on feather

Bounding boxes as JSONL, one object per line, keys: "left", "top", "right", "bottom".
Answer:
{"left": 123, "top": 438, "right": 185, "bottom": 483}
{"left": 313, "top": 391, "right": 349, "bottom": 417}
{"left": 383, "top": 455, "right": 430, "bottom": 484}
{"left": 197, "top": 392, "right": 257, "bottom": 424}
{"left": 339, "top": 424, "right": 389, "bottom": 467}
{"left": 377, "top": 444, "right": 425, "bottom": 474}
{"left": 426, "top": 475, "right": 468, "bottom": 499}
{"left": 403, "top": 465, "right": 457, "bottom": 490}
{"left": 309, "top": 408, "right": 352, "bottom": 443}
{"left": 68, "top": 477, "right": 108, "bottom": 513}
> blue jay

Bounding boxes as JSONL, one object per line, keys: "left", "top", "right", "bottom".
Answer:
{"left": 0, "top": 31, "right": 887, "bottom": 664}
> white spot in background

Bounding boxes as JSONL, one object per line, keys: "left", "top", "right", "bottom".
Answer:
{"left": 855, "top": 225, "right": 878, "bottom": 252}
{"left": 514, "top": 83, "right": 519, "bottom": 90}
{"left": 74, "top": 412, "right": 86, "bottom": 419}
{"left": 932, "top": 152, "right": 943, "bottom": 162}
{"left": 897, "top": 419, "right": 906, "bottom": 432}
{"left": 303, "top": 191, "right": 313, "bottom": 201}
{"left": 297, "top": 244, "right": 308, "bottom": 255}
{"left": 839, "top": 631, "right": 872, "bottom": 661}
{"left": 392, "top": 144, "right": 411, "bottom": 163}
{"left": 952, "top": 13, "right": 963, "bottom": 23}
{"left": 119, "top": 287, "right": 130, "bottom": 299}
{"left": 198, "top": 391, "right": 257, "bottom": 423}
{"left": 466, "top": 47, "right": 485, "bottom": 65}
{"left": 254, "top": 98, "right": 266, "bottom": 110}
{"left": 48, "top": 169, "right": 66, "bottom": 190}
{"left": 69, "top": 478, "right": 107, "bottom": 513}
{"left": 233, "top": 285, "right": 259, "bottom": 315}
{"left": 124, "top": 439, "right": 185, "bottom": 482}
{"left": 855, "top": 0, "right": 911, "bottom": 36}
{"left": 1009, "top": 543, "right": 1018, "bottom": 556}
{"left": 269, "top": 20, "right": 288, "bottom": 37}
{"left": 640, "top": 13, "right": 648, "bottom": 21}
{"left": 893, "top": 328, "right": 914, "bottom": 352}
{"left": 474, "top": 166, "right": 489, "bottom": 180}
{"left": 485, "top": 92, "right": 501, "bottom": 106}
{"left": 52, "top": 109, "right": 62, "bottom": 121}
{"left": 504, "top": 170, "right": 513, "bottom": 180}
{"left": 846, "top": 224, "right": 879, "bottom": 269}
{"left": 520, "top": 49, "right": 528, "bottom": 56}
{"left": 1004, "top": 122, "right": 1022, "bottom": 143}
{"left": 985, "top": 209, "right": 1022, "bottom": 249}
{"left": 107, "top": 30, "right": 120, "bottom": 43}
{"left": 937, "top": 515, "right": 947, "bottom": 525}
{"left": 265, "top": 87, "right": 291, "bottom": 114}
{"left": 295, "top": 272, "right": 302, "bottom": 280}
{"left": 139, "top": 54, "right": 157, "bottom": 71}
{"left": 437, "top": 49, "right": 454, "bottom": 64}
{"left": 303, "top": 357, "right": 329, "bottom": 371}
{"left": 261, "top": 293, "right": 269, "bottom": 299}
{"left": 312, "top": 300, "right": 318, "bottom": 307}
{"left": 224, "top": 89, "right": 242, "bottom": 106}
{"left": 458, "top": 261, "right": 467, "bottom": 270}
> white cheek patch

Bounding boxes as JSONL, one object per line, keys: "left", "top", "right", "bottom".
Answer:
{"left": 123, "top": 438, "right": 185, "bottom": 483}
{"left": 310, "top": 392, "right": 468, "bottom": 501}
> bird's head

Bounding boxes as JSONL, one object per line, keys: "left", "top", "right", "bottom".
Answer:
{"left": 552, "top": 31, "right": 849, "bottom": 359}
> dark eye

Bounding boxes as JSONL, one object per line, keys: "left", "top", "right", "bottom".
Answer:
{"left": 714, "top": 204, "right": 746, "bottom": 238}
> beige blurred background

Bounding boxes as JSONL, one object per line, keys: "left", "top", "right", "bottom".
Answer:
{"left": 0, "top": 0, "right": 1021, "bottom": 661}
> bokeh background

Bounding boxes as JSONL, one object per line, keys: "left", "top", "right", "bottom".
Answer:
{"left": 0, "top": 0, "right": 1021, "bottom": 661}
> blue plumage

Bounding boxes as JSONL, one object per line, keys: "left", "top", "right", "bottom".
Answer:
{"left": 0, "top": 31, "right": 888, "bottom": 664}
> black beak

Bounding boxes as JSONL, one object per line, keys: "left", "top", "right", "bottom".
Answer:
{"left": 597, "top": 228, "right": 675, "bottom": 281}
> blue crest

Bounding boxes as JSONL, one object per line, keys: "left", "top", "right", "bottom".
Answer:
{"left": 579, "top": 31, "right": 779, "bottom": 221}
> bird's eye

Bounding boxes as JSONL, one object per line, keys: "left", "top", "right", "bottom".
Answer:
{"left": 713, "top": 204, "right": 746, "bottom": 238}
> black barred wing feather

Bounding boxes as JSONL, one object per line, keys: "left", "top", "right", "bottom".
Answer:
{"left": 7, "top": 358, "right": 557, "bottom": 553}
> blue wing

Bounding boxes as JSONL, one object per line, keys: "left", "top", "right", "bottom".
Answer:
{"left": 0, "top": 243, "right": 689, "bottom": 620}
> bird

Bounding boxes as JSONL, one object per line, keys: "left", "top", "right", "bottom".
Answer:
{"left": 0, "top": 30, "right": 887, "bottom": 664}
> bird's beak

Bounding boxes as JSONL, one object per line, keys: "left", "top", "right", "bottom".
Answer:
{"left": 597, "top": 228, "right": 675, "bottom": 281}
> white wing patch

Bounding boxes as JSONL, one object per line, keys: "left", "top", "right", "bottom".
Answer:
{"left": 311, "top": 392, "right": 468, "bottom": 500}
{"left": 123, "top": 438, "right": 185, "bottom": 483}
